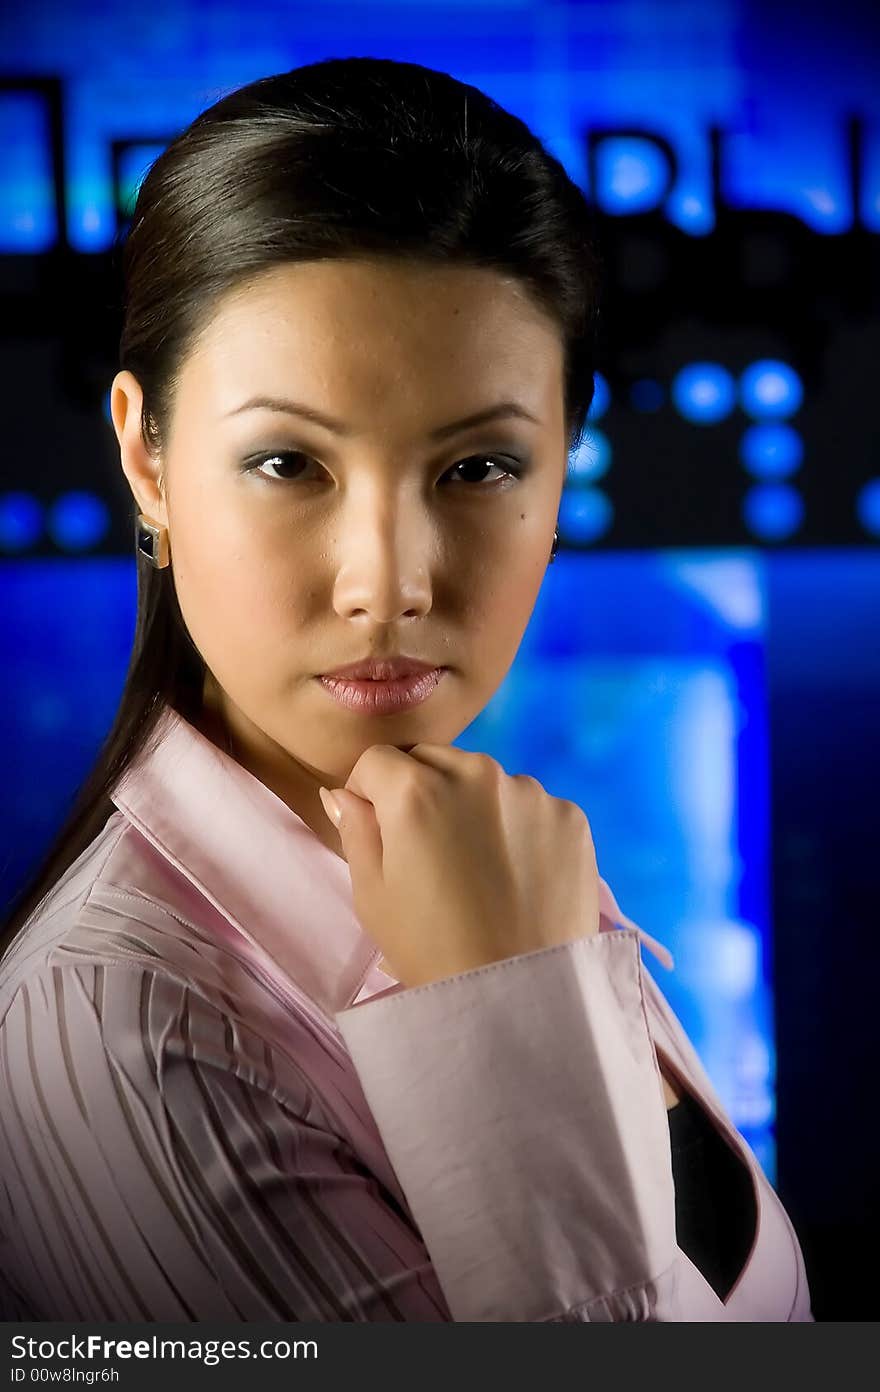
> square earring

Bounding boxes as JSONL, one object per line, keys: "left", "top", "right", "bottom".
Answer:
{"left": 136, "top": 514, "right": 170, "bottom": 568}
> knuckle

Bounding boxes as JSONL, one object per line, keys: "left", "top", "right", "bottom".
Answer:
{"left": 461, "top": 750, "right": 502, "bottom": 782}
{"left": 479, "top": 753, "right": 504, "bottom": 781}
{"left": 559, "top": 796, "right": 589, "bottom": 827}
{"left": 400, "top": 762, "right": 445, "bottom": 810}
{"left": 351, "top": 742, "right": 391, "bottom": 774}
{"left": 513, "top": 772, "right": 544, "bottom": 794}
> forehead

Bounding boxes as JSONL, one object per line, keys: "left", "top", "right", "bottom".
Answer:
{"left": 180, "top": 258, "right": 564, "bottom": 410}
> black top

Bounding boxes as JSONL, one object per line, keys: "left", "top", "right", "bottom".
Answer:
{"left": 667, "top": 1090, "right": 757, "bottom": 1301}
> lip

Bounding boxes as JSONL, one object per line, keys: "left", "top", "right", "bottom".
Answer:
{"left": 319, "top": 656, "right": 441, "bottom": 681}
{"left": 316, "top": 667, "right": 446, "bottom": 715}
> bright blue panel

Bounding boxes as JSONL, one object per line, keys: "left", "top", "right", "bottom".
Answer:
{"left": 0, "top": 0, "right": 878, "bottom": 249}
{"left": 0, "top": 91, "right": 56, "bottom": 251}
{"left": 456, "top": 548, "right": 777, "bottom": 1177}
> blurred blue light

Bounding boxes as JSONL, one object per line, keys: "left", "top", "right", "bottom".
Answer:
{"left": 666, "top": 556, "right": 764, "bottom": 631}
{"left": 856, "top": 477, "right": 880, "bottom": 537}
{"left": 118, "top": 143, "right": 165, "bottom": 215}
{"left": 739, "top": 360, "right": 803, "bottom": 419}
{"left": 568, "top": 428, "right": 611, "bottom": 484}
{"left": 559, "top": 486, "right": 614, "bottom": 544}
{"left": 0, "top": 493, "right": 43, "bottom": 551}
{"left": 0, "top": 92, "right": 57, "bottom": 252}
{"left": 739, "top": 423, "right": 804, "bottom": 479}
{"left": 47, "top": 492, "right": 111, "bottom": 551}
{"left": 685, "top": 919, "right": 760, "bottom": 1000}
{"left": 630, "top": 378, "right": 665, "bottom": 412}
{"left": 743, "top": 483, "right": 805, "bottom": 540}
{"left": 671, "top": 363, "right": 737, "bottom": 424}
{"left": 587, "top": 372, "right": 610, "bottom": 422}
{"left": 596, "top": 137, "right": 668, "bottom": 215}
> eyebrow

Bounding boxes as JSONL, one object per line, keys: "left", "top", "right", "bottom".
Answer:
{"left": 224, "top": 396, "right": 542, "bottom": 440}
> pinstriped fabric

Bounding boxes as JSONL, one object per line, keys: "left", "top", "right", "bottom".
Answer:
{"left": 0, "top": 782, "right": 452, "bottom": 1320}
{"left": 0, "top": 705, "right": 813, "bottom": 1321}
{"left": 0, "top": 947, "right": 452, "bottom": 1320}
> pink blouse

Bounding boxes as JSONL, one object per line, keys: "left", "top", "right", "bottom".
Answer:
{"left": 0, "top": 703, "right": 813, "bottom": 1320}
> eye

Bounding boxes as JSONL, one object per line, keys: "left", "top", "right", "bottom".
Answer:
{"left": 243, "top": 451, "right": 318, "bottom": 483}
{"left": 445, "top": 454, "right": 525, "bottom": 487}
{"left": 241, "top": 450, "right": 526, "bottom": 487}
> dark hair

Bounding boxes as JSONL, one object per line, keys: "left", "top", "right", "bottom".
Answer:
{"left": 0, "top": 55, "right": 603, "bottom": 962}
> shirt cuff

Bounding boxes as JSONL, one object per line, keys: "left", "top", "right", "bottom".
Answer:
{"left": 335, "top": 928, "right": 677, "bottom": 1321}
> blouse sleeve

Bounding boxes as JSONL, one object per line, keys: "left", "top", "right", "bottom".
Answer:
{"left": 0, "top": 960, "right": 453, "bottom": 1321}
{"left": 335, "top": 928, "right": 683, "bottom": 1321}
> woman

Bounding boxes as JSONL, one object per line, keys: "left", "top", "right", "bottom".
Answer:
{"left": 0, "top": 56, "right": 812, "bottom": 1321}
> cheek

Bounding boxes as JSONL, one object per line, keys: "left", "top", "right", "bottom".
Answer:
{"left": 469, "top": 562, "right": 545, "bottom": 655}
{"left": 172, "top": 510, "right": 303, "bottom": 657}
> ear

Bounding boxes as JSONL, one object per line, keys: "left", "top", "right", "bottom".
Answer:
{"left": 109, "top": 370, "right": 168, "bottom": 528}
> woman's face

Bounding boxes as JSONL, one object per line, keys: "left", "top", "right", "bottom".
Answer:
{"left": 112, "top": 257, "right": 568, "bottom": 853}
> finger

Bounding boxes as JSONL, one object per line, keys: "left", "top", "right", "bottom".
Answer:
{"left": 404, "top": 743, "right": 503, "bottom": 777}
{"left": 322, "top": 786, "right": 385, "bottom": 904}
{"left": 341, "top": 742, "right": 498, "bottom": 818}
{"left": 342, "top": 743, "right": 421, "bottom": 801}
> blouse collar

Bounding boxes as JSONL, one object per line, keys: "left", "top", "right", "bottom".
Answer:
{"left": 110, "top": 703, "right": 672, "bottom": 1020}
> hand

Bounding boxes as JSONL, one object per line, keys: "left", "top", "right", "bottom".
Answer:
{"left": 318, "top": 744, "right": 601, "bottom": 989}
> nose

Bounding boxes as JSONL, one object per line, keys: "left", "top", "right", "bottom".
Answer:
{"left": 330, "top": 502, "right": 434, "bottom": 622}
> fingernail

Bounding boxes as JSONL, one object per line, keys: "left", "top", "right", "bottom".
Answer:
{"left": 318, "top": 786, "right": 342, "bottom": 826}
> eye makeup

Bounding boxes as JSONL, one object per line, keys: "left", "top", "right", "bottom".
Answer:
{"left": 237, "top": 448, "right": 533, "bottom": 488}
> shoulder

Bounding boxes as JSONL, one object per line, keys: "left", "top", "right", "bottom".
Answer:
{"left": 0, "top": 822, "right": 336, "bottom": 1116}
{"left": 0, "top": 810, "right": 129, "bottom": 1013}
{"left": 0, "top": 933, "right": 340, "bottom": 1152}
{"left": 3, "top": 813, "right": 266, "bottom": 1024}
